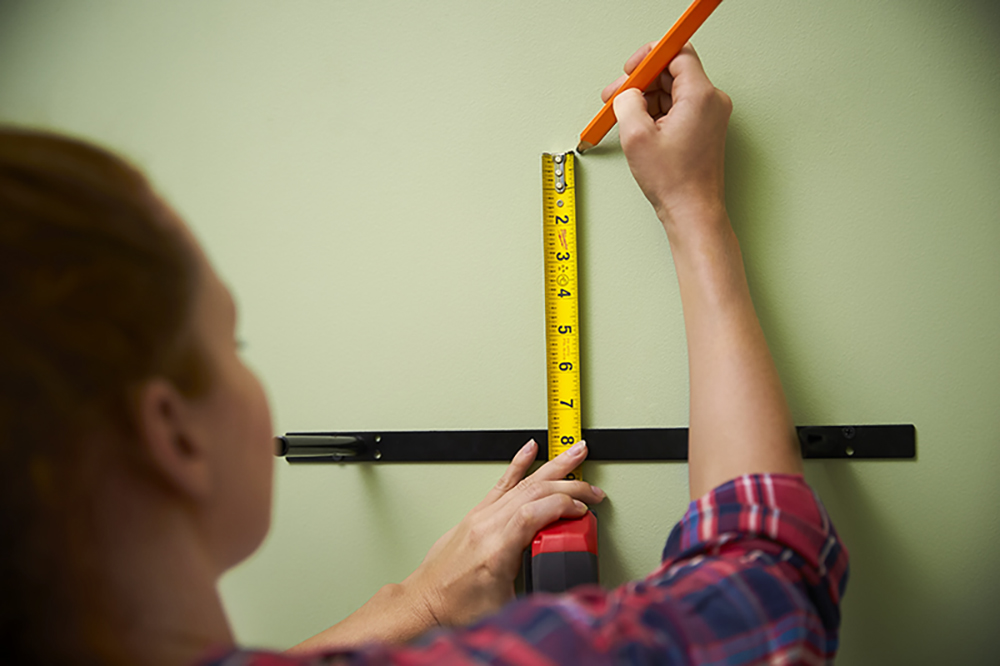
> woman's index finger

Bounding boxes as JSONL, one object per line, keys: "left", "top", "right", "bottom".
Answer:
{"left": 624, "top": 41, "right": 658, "bottom": 75}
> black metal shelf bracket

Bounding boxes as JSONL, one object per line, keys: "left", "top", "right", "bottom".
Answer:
{"left": 274, "top": 424, "right": 915, "bottom": 463}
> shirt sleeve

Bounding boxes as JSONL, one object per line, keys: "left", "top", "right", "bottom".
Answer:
{"left": 202, "top": 473, "right": 849, "bottom": 666}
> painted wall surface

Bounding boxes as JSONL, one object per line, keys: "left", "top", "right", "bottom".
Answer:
{"left": 1, "top": 1, "right": 997, "bottom": 662}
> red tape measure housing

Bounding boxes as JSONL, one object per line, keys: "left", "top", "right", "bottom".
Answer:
{"left": 531, "top": 511, "right": 598, "bottom": 556}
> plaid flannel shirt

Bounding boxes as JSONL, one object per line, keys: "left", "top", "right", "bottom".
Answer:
{"left": 202, "top": 473, "right": 848, "bottom": 665}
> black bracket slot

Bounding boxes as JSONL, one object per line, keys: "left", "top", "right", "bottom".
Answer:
{"left": 275, "top": 424, "right": 914, "bottom": 463}
{"left": 275, "top": 434, "right": 369, "bottom": 461}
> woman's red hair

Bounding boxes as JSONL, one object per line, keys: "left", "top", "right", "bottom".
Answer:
{"left": 0, "top": 127, "right": 209, "bottom": 664}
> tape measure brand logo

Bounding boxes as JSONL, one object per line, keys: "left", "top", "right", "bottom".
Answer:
{"left": 542, "top": 153, "right": 582, "bottom": 481}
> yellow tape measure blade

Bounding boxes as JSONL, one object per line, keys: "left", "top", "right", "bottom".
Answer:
{"left": 541, "top": 152, "right": 582, "bottom": 480}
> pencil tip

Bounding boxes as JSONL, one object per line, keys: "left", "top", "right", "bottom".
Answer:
{"left": 576, "top": 141, "right": 593, "bottom": 154}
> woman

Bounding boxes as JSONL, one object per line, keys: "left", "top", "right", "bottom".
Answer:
{"left": 0, "top": 108, "right": 599, "bottom": 664}
{"left": 0, "top": 44, "right": 847, "bottom": 665}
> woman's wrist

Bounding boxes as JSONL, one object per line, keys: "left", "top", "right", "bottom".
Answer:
{"left": 288, "top": 582, "right": 437, "bottom": 653}
{"left": 657, "top": 197, "right": 732, "bottom": 254}
{"left": 403, "top": 575, "right": 445, "bottom": 625}
{"left": 658, "top": 202, "right": 754, "bottom": 318}
{"left": 372, "top": 581, "right": 439, "bottom": 643}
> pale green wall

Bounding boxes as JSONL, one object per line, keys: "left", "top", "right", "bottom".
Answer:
{"left": 1, "top": 1, "right": 998, "bottom": 663}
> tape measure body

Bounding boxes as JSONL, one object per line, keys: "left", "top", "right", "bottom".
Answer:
{"left": 542, "top": 152, "right": 582, "bottom": 480}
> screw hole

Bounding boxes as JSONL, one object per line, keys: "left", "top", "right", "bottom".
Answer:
{"left": 846, "top": 447, "right": 854, "bottom": 456}
{"left": 373, "top": 450, "right": 382, "bottom": 460}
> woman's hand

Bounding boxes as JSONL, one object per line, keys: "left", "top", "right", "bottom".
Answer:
{"left": 289, "top": 440, "right": 603, "bottom": 653}
{"left": 606, "top": 43, "right": 732, "bottom": 232}
{"left": 400, "top": 439, "right": 604, "bottom": 627}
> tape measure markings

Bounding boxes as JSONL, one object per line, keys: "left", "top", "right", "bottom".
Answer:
{"left": 542, "top": 152, "right": 583, "bottom": 481}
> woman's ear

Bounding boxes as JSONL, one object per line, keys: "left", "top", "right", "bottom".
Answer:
{"left": 135, "top": 378, "right": 212, "bottom": 502}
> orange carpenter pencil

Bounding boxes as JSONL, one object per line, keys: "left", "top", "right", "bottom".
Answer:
{"left": 577, "top": 0, "right": 725, "bottom": 153}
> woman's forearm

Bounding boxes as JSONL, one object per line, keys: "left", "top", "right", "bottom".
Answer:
{"left": 607, "top": 44, "right": 801, "bottom": 498}
{"left": 287, "top": 583, "right": 434, "bottom": 654}
{"left": 663, "top": 203, "right": 803, "bottom": 501}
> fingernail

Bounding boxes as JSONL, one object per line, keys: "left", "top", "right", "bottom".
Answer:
{"left": 591, "top": 484, "right": 605, "bottom": 499}
{"left": 519, "top": 439, "right": 537, "bottom": 456}
{"left": 574, "top": 500, "right": 587, "bottom": 511}
{"left": 569, "top": 440, "right": 587, "bottom": 456}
